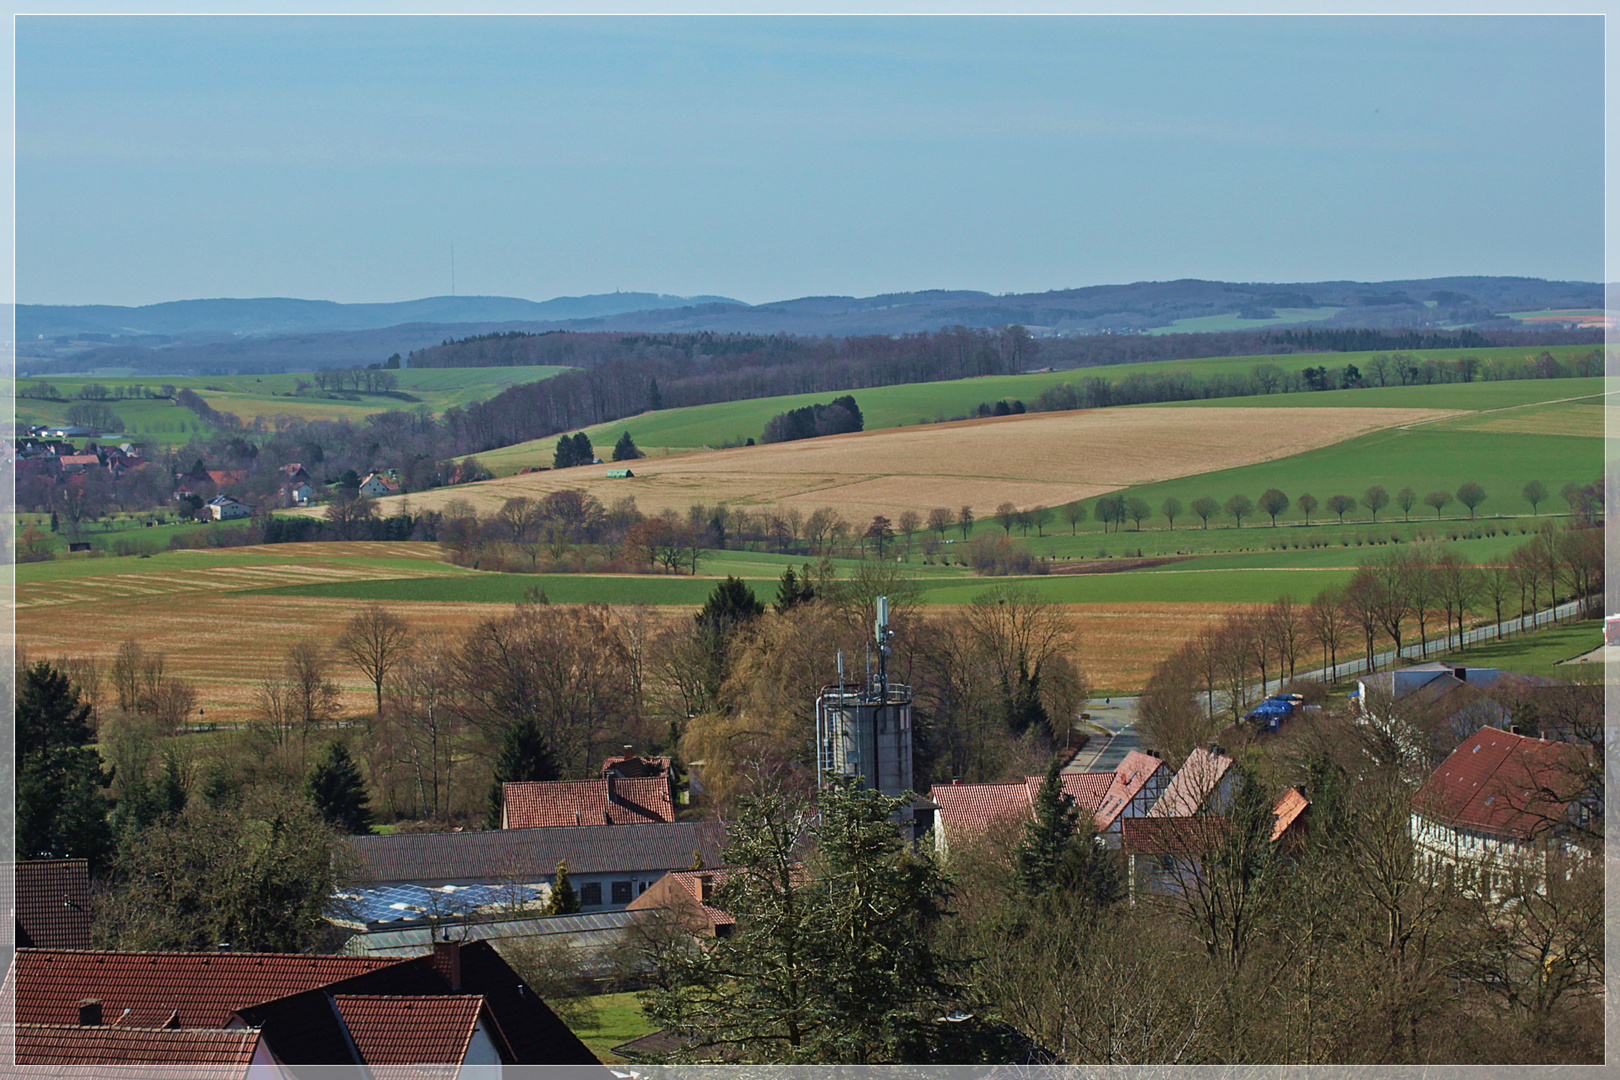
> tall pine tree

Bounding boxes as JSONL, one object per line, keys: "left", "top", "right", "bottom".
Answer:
{"left": 1015, "top": 760, "right": 1122, "bottom": 907}
{"left": 306, "top": 741, "right": 374, "bottom": 835}
{"left": 16, "top": 662, "right": 112, "bottom": 872}
{"left": 485, "top": 718, "right": 561, "bottom": 828}
{"left": 612, "top": 431, "right": 644, "bottom": 461}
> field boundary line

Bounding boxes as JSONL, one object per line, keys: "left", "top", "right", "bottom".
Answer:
{"left": 1394, "top": 388, "right": 1618, "bottom": 430}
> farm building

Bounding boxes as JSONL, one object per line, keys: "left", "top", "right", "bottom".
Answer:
{"left": 1148, "top": 745, "right": 1235, "bottom": 818}
{"left": 1122, "top": 786, "right": 1311, "bottom": 903}
{"left": 359, "top": 471, "right": 401, "bottom": 496}
{"left": 14, "top": 859, "right": 91, "bottom": 949}
{"left": 341, "top": 908, "right": 640, "bottom": 968}
{"left": 1410, "top": 726, "right": 1597, "bottom": 901}
{"left": 605, "top": 468, "right": 634, "bottom": 478}
{"left": 500, "top": 772, "right": 677, "bottom": 829}
{"left": 929, "top": 752, "right": 1171, "bottom": 853}
{"left": 626, "top": 869, "right": 738, "bottom": 938}
{"left": 345, "top": 821, "right": 724, "bottom": 914}
{"left": 205, "top": 495, "right": 253, "bottom": 520}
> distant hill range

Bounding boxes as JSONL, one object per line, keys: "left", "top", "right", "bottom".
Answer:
{"left": 16, "top": 291, "right": 740, "bottom": 339}
{"left": 15, "top": 276, "right": 1601, "bottom": 377}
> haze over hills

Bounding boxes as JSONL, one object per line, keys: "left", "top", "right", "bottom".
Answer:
{"left": 15, "top": 291, "right": 741, "bottom": 339}
{"left": 15, "top": 276, "right": 1601, "bottom": 378}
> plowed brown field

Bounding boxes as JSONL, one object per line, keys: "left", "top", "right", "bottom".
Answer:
{"left": 350, "top": 404, "right": 1456, "bottom": 520}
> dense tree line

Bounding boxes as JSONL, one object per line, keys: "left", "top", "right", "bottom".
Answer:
{"left": 760, "top": 395, "right": 864, "bottom": 443}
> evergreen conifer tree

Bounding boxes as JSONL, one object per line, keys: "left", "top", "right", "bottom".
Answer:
{"left": 1015, "top": 760, "right": 1080, "bottom": 895}
{"left": 553, "top": 435, "right": 577, "bottom": 470}
{"left": 773, "top": 566, "right": 814, "bottom": 614}
{"left": 305, "top": 741, "right": 374, "bottom": 835}
{"left": 644, "top": 779, "right": 994, "bottom": 1064}
{"left": 543, "top": 859, "right": 581, "bottom": 915}
{"left": 571, "top": 432, "right": 594, "bottom": 464}
{"left": 1014, "top": 760, "right": 1124, "bottom": 907}
{"left": 485, "top": 718, "right": 561, "bottom": 828}
{"left": 16, "top": 661, "right": 113, "bottom": 872}
{"left": 612, "top": 431, "right": 643, "bottom": 461}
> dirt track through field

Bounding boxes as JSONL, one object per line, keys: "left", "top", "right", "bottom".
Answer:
{"left": 361, "top": 405, "right": 1456, "bottom": 520}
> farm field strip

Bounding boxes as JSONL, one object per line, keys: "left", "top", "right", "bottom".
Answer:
{"left": 18, "top": 559, "right": 468, "bottom": 609}
{"left": 1139, "top": 375, "right": 1607, "bottom": 412}
{"left": 466, "top": 352, "right": 1602, "bottom": 467}
{"left": 369, "top": 405, "right": 1457, "bottom": 519}
{"left": 17, "top": 585, "right": 1251, "bottom": 715}
{"left": 12, "top": 365, "right": 574, "bottom": 438}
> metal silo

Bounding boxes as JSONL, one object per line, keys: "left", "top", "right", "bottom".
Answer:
{"left": 814, "top": 596, "right": 914, "bottom": 797}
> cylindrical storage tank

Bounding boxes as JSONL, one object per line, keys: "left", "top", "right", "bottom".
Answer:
{"left": 815, "top": 685, "right": 913, "bottom": 797}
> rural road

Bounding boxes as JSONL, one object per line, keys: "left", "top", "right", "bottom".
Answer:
{"left": 1064, "top": 696, "right": 1141, "bottom": 773}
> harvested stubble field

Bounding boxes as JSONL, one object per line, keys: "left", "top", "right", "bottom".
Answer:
{"left": 1051, "top": 602, "right": 1246, "bottom": 692}
{"left": 16, "top": 541, "right": 1250, "bottom": 719}
{"left": 366, "top": 405, "right": 1456, "bottom": 521}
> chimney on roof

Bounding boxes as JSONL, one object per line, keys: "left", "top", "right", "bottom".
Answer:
{"left": 433, "top": 940, "right": 463, "bottom": 991}
{"left": 77, "top": 999, "right": 102, "bottom": 1027}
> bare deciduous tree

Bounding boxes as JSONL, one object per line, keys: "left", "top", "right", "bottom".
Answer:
{"left": 336, "top": 605, "right": 414, "bottom": 721}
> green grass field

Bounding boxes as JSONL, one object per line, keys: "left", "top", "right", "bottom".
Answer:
{"left": 573, "top": 991, "right": 655, "bottom": 1063}
{"left": 465, "top": 347, "right": 1603, "bottom": 470}
{"left": 13, "top": 366, "right": 571, "bottom": 444}
{"left": 1429, "top": 619, "right": 1603, "bottom": 680}
{"left": 1144, "top": 376, "right": 1608, "bottom": 413}
{"left": 243, "top": 571, "right": 776, "bottom": 605}
{"left": 1052, "top": 420, "right": 1597, "bottom": 537}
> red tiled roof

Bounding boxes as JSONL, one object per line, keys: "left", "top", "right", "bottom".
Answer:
{"left": 1094, "top": 752, "right": 1170, "bottom": 832}
{"left": 930, "top": 782, "right": 1032, "bottom": 836}
{"left": 653, "top": 869, "right": 737, "bottom": 928}
{"left": 1270, "top": 788, "right": 1311, "bottom": 842}
{"left": 58, "top": 454, "right": 101, "bottom": 467}
{"left": 602, "top": 754, "right": 672, "bottom": 778}
{"left": 10, "top": 950, "right": 397, "bottom": 1029}
{"left": 1150, "top": 747, "right": 1234, "bottom": 818}
{"left": 15, "top": 1023, "right": 262, "bottom": 1069}
{"left": 1122, "top": 816, "right": 1233, "bottom": 855}
{"left": 205, "top": 470, "right": 248, "bottom": 486}
{"left": 334, "top": 994, "right": 490, "bottom": 1065}
{"left": 1412, "top": 726, "right": 1588, "bottom": 841}
{"left": 932, "top": 772, "right": 1120, "bottom": 839}
{"left": 503, "top": 776, "right": 676, "bottom": 828}
{"left": 15, "top": 860, "right": 92, "bottom": 949}
{"left": 1040, "top": 772, "right": 1114, "bottom": 812}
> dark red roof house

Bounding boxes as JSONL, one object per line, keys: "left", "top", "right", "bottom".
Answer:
{"left": 1412, "top": 725, "right": 1591, "bottom": 843}
{"left": 501, "top": 774, "right": 677, "bottom": 829}
{"left": 929, "top": 765, "right": 1164, "bottom": 854}
{"left": 5, "top": 940, "right": 604, "bottom": 1071}
{"left": 14, "top": 859, "right": 92, "bottom": 948}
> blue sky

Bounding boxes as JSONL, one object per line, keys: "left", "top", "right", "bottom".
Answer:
{"left": 15, "top": 15, "right": 1604, "bottom": 306}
